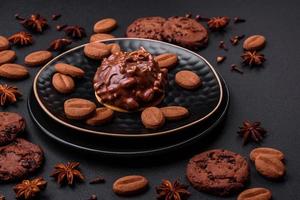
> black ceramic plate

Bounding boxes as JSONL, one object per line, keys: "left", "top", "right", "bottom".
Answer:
{"left": 28, "top": 75, "right": 229, "bottom": 156}
{"left": 33, "top": 38, "right": 223, "bottom": 137}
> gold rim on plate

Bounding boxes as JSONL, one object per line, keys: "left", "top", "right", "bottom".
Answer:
{"left": 33, "top": 38, "right": 224, "bottom": 138}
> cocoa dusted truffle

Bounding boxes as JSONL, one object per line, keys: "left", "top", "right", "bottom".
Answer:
{"left": 93, "top": 47, "right": 167, "bottom": 112}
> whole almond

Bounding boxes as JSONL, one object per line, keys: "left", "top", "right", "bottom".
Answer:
{"left": 52, "top": 73, "right": 75, "bottom": 94}
{"left": 238, "top": 188, "right": 272, "bottom": 200}
{"left": 250, "top": 147, "right": 284, "bottom": 162}
{"left": 0, "top": 64, "right": 29, "bottom": 80}
{"left": 0, "top": 50, "right": 16, "bottom": 65}
{"left": 25, "top": 50, "right": 53, "bottom": 66}
{"left": 107, "top": 43, "right": 121, "bottom": 54}
{"left": 86, "top": 107, "right": 114, "bottom": 126}
{"left": 84, "top": 42, "right": 111, "bottom": 60}
{"left": 93, "top": 18, "right": 117, "bottom": 33}
{"left": 160, "top": 106, "right": 189, "bottom": 121}
{"left": 113, "top": 175, "right": 148, "bottom": 196}
{"left": 0, "top": 36, "right": 10, "bottom": 51}
{"left": 90, "top": 33, "right": 115, "bottom": 42}
{"left": 175, "top": 70, "right": 202, "bottom": 90}
{"left": 154, "top": 53, "right": 178, "bottom": 69}
{"left": 54, "top": 63, "right": 85, "bottom": 78}
{"left": 64, "top": 98, "right": 96, "bottom": 120}
{"left": 243, "top": 35, "right": 266, "bottom": 51}
{"left": 255, "top": 155, "right": 285, "bottom": 179}
{"left": 141, "top": 107, "right": 165, "bottom": 129}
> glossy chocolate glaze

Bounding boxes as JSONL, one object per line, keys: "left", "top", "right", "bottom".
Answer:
{"left": 93, "top": 47, "right": 167, "bottom": 111}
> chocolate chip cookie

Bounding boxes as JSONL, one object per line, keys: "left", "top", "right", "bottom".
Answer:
{"left": 0, "top": 112, "right": 25, "bottom": 146}
{"left": 126, "top": 17, "right": 166, "bottom": 40}
{"left": 0, "top": 138, "right": 44, "bottom": 182}
{"left": 162, "top": 16, "right": 208, "bottom": 49}
{"left": 186, "top": 149, "right": 249, "bottom": 196}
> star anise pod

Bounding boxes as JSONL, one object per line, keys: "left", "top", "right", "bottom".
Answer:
{"left": 51, "top": 162, "right": 84, "bottom": 185}
{"left": 156, "top": 179, "right": 190, "bottom": 200}
{"left": 13, "top": 177, "right": 47, "bottom": 200}
{"left": 0, "top": 84, "right": 22, "bottom": 106}
{"left": 241, "top": 51, "right": 265, "bottom": 66}
{"left": 207, "top": 16, "right": 230, "bottom": 31}
{"left": 48, "top": 38, "right": 72, "bottom": 51}
{"left": 64, "top": 25, "right": 86, "bottom": 39}
{"left": 8, "top": 32, "right": 33, "bottom": 46}
{"left": 238, "top": 120, "right": 267, "bottom": 145}
{"left": 20, "top": 14, "right": 48, "bottom": 33}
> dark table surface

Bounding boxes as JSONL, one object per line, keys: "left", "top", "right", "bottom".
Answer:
{"left": 1, "top": 0, "right": 300, "bottom": 199}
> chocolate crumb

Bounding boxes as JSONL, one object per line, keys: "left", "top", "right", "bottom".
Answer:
{"left": 88, "top": 194, "right": 97, "bottom": 200}
{"left": 217, "top": 56, "right": 226, "bottom": 64}
{"left": 231, "top": 64, "right": 243, "bottom": 74}
{"left": 230, "top": 34, "right": 245, "bottom": 46}
{"left": 52, "top": 14, "right": 61, "bottom": 21}
{"left": 14, "top": 13, "right": 25, "bottom": 21}
{"left": 195, "top": 15, "right": 210, "bottom": 21}
{"left": 89, "top": 176, "right": 105, "bottom": 184}
{"left": 219, "top": 41, "right": 228, "bottom": 51}
{"left": 234, "top": 17, "right": 246, "bottom": 23}
{"left": 185, "top": 13, "right": 192, "bottom": 18}
{"left": 56, "top": 24, "right": 67, "bottom": 31}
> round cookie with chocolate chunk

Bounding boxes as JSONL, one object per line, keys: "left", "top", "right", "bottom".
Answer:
{"left": 186, "top": 149, "right": 249, "bottom": 196}
{"left": 0, "top": 112, "right": 25, "bottom": 146}
{"left": 0, "top": 138, "right": 44, "bottom": 182}
{"left": 126, "top": 17, "right": 166, "bottom": 40}
{"left": 162, "top": 16, "right": 208, "bottom": 49}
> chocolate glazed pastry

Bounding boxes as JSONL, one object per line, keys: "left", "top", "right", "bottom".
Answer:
{"left": 162, "top": 16, "right": 208, "bottom": 49}
{"left": 126, "top": 17, "right": 166, "bottom": 40}
{"left": 93, "top": 47, "right": 167, "bottom": 112}
{"left": 186, "top": 149, "right": 249, "bottom": 196}
{"left": 0, "top": 112, "right": 25, "bottom": 146}
{"left": 0, "top": 138, "right": 44, "bottom": 182}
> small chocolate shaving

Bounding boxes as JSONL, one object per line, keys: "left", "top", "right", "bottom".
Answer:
{"left": 89, "top": 176, "right": 105, "bottom": 184}
{"left": 234, "top": 17, "right": 246, "bottom": 23}
{"left": 216, "top": 56, "right": 226, "bottom": 64}
{"left": 185, "top": 13, "right": 192, "bottom": 18}
{"left": 14, "top": 13, "right": 25, "bottom": 21}
{"left": 195, "top": 15, "right": 210, "bottom": 21}
{"left": 88, "top": 194, "right": 97, "bottom": 200}
{"left": 231, "top": 64, "right": 243, "bottom": 74}
{"left": 56, "top": 24, "right": 67, "bottom": 31}
{"left": 52, "top": 14, "right": 61, "bottom": 21}
{"left": 230, "top": 34, "right": 245, "bottom": 46}
{"left": 219, "top": 41, "right": 228, "bottom": 51}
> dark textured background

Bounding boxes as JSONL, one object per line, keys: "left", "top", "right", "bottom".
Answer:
{"left": 0, "top": 0, "right": 299, "bottom": 199}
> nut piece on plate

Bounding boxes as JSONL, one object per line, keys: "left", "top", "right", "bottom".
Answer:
{"left": 243, "top": 35, "right": 266, "bottom": 51}
{"left": 54, "top": 63, "right": 85, "bottom": 78}
{"left": 90, "top": 33, "right": 115, "bottom": 42}
{"left": 93, "top": 47, "right": 167, "bottom": 112}
{"left": 0, "top": 64, "right": 29, "bottom": 80}
{"left": 0, "top": 36, "right": 10, "bottom": 51}
{"left": 254, "top": 155, "right": 285, "bottom": 179}
{"left": 238, "top": 188, "right": 272, "bottom": 200}
{"left": 93, "top": 18, "right": 117, "bottom": 33}
{"left": 84, "top": 42, "right": 111, "bottom": 60}
{"left": 250, "top": 147, "right": 284, "bottom": 162}
{"left": 113, "top": 175, "right": 149, "bottom": 196}
{"left": 52, "top": 73, "right": 75, "bottom": 94}
{"left": 0, "top": 50, "right": 16, "bottom": 65}
{"left": 24, "top": 50, "right": 53, "bottom": 67}
{"left": 64, "top": 98, "right": 96, "bottom": 120}
{"left": 175, "top": 70, "right": 202, "bottom": 90}
{"left": 154, "top": 53, "right": 178, "bottom": 69}
{"left": 160, "top": 106, "right": 189, "bottom": 121}
{"left": 86, "top": 107, "right": 114, "bottom": 126}
{"left": 141, "top": 107, "right": 165, "bottom": 129}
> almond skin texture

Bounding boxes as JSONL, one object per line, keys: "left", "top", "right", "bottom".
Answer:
{"left": 243, "top": 35, "right": 266, "bottom": 51}
{"left": 52, "top": 73, "right": 75, "bottom": 94}
{"left": 255, "top": 155, "right": 285, "bottom": 179}
{"left": 141, "top": 107, "right": 165, "bottom": 129}
{"left": 175, "top": 70, "right": 202, "bottom": 90}
{"left": 154, "top": 53, "right": 178, "bottom": 69}
{"left": 64, "top": 98, "right": 96, "bottom": 120}
{"left": 86, "top": 107, "right": 114, "bottom": 126}
{"left": 0, "top": 36, "right": 10, "bottom": 51}
{"left": 25, "top": 50, "right": 53, "bottom": 66}
{"left": 0, "top": 50, "right": 16, "bottom": 65}
{"left": 90, "top": 33, "right": 115, "bottom": 42}
{"left": 93, "top": 18, "right": 117, "bottom": 33}
{"left": 107, "top": 43, "right": 121, "bottom": 54}
{"left": 0, "top": 64, "right": 29, "bottom": 80}
{"left": 238, "top": 188, "right": 272, "bottom": 200}
{"left": 113, "top": 175, "right": 149, "bottom": 196}
{"left": 160, "top": 106, "right": 189, "bottom": 121}
{"left": 54, "top": 63, "right": 85, "bottom": 78}
{"left": 83, "top": 42, "right": 111, "bottom": 60}
{"left": 250, "top": 147, "right": 284, "bottom": 162}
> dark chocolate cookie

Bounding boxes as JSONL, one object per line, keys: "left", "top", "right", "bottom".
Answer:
{"left": 126, "top": 17, "right": 166, "bottom": 40}
{"left": 162, "top": 16, "right": 208, "bottom": 49}
{"left": 186, "top": 149, "right": 249, "bottom": 196}
{"left": 0, "top": 112, "right": 25, "bottom": 146}
{"left": 0, "top": 138, "right": 44, "bottom": 182}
